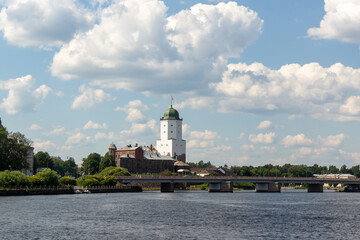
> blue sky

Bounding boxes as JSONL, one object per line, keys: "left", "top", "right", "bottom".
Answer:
{"left": 1, "top": 0, "right": 360, "bottom": 167}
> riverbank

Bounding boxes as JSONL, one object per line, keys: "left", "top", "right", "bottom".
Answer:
{"left": 0, "top": 186, "right": 142, "bottom": 196}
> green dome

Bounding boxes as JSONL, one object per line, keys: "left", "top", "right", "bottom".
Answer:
{"left": 161, "top": 105, "right": 181, "bottom": 120}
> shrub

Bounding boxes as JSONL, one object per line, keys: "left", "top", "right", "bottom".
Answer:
{"left": 59, "top": 176, "right": 77, "bottom": 186}
{"left": 28, "top": 175, "right": 45, "bottom": 186}
{"left": 36, "top": 169, "right": 59, "bottom": 186}
{"left": 160, "top": 170, "right": 176, "bottom": 176}
{"left": 98, "top": 167, "right": 130, "bottom": 177}
{"left": 77, "top": 175, "right": 101, "bottom": 187}
{"left": 100, "top": 176, "right": 118, "bottom": 186}
{"left": 0, "top": 170, "right": 30, "bottom": 187}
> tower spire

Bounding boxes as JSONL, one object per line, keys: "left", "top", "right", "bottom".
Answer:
{"left": 171, "top": 96, "right": 173, "bottom": 107}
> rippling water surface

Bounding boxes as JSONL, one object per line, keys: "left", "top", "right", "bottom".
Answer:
{"left": 1, "top": 190, "right": 360, "bottom": 239}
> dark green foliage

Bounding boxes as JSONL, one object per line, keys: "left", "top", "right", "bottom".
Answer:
{"left": 0, "top": 170, "right": 31, "bottom": 187}
{"left": 160, "top": 170, "right": 177, "bottom": 176}
{"left": 98, "top": 167, "right": 130, "bottom": 177}
{"left": 100, "top": 176, "right": 118, "bottom": 186}
{"left": 35, "top": 169, "right": 59, "bottom": 186}
{"left": 59, "top": 176, "right": 77, "bottom": 186}
{"left": 99, "top": 152, "right": 115, "bottom": 172}
{"left": 35, "top": 151, "right": 53, "bottom": 169}
{"left": 0, "top": 124, "right": 32, "bottom": 171}
{"left": 187, "top": 160, "right": 215, "bottom": 168}
{"left": 230, "top": 164, "right": 360, "bottom": 177}
{"left": 83, "top": 153, "right": 101, "bottom": 175}
{"left": 52, "top": 156, "right": 78, "bottom": 177}
{"left": 28, "top": 175, "right": 45, "bottom": 186}
{"left": 77, "top": 175, "right": 101, "bottom": 187}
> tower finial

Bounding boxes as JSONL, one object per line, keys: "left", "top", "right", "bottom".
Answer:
{"left": 171, "top": 96, "right": 173, "bottom": 107}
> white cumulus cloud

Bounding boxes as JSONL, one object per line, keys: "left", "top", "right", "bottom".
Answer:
{"left": 33, "top": 140, "right": 57, "bottom": 151}
{"left": 211, "top": 62, "right": 360, "bottom": 121}
{"left": 282, "top": 134, "right": 312, "bottom": 147}
{"left": 318, "top": 133, "right": 346, "bottom": 147}
{"left": 51, "top": 0, "right": 263, "bottom": 94}
{"left": 0, "top": 75, "right": 51, "bottom": 114}
{"left": 248, "top": 132, "right": 276, "bottom": 144}
{"left": 65, "top": 132, "right": 91, "bottom": 145}
{"left": 27, "top": 124, "right": 42, "bottom": 130}
{"left": 115, "top": 100, "right": 149, "bottom": 122}
{"left": 0, "top": 0, "right": 95, "bottom": 48}
{"left": 71, "top": 85, "right": 113, "bottom": 110}
{"left": 308, "top": 0, "right": 360, "bottom": 44}
{"left": 83, "top": 120, "right": 108, "bottom": 130}
{"left": 257, "top": 120, "right": 272, "bottom": 130}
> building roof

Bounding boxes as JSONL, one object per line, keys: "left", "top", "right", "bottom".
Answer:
{"left": 109, "top": 143, "right": 116, "bottom": 149}
{"left": 174, "top": 161, "right": 189, "bottom": 167}
{"left": 161, "top": 105, "right": 181, "bottom": 120}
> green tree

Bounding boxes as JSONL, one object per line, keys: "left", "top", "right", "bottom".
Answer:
{"left": 36, "top": 169, "right": 59, "bottom": 186}
{"left": 100, "top": 176, "right": 118, "bottom": 186}
{"left": 52, "top": 156, "right": 65, "bottom": 176}
{"left": 340, "top": 164, "right": 348, "bottom": 174}
{"left": 35, "top": 151, "right": 53, "bottom": 169}
{"left": 63, "top": 157, "right": 78, "bottom": 177}
{"left": 187, "top": 160, "right": 215, "bottom": 168}
{"left": 59, "top": 176, "right": 77, "bottom": 186}
{"left": 98, "top": 167, "right": 130, "bottom": 177}
{"left": 0, "top": 170, "right": 31, "bottom": 187}
{"left": 83, "top": 153, "right": 101, "bottom": 175}
{"left": 99, "top": 152, "right": 115, "bottom": 171}
{"left": 329, "top": 165, "right": 339, "bottom": 174}
{"left": 0, "top": 126, "right": 32, "bottom": 171}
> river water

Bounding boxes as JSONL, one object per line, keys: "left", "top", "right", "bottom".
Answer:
{"left": 1, "top": 190, "right": 360, "bottom": 239}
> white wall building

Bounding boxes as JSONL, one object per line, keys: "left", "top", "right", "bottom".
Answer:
{"left": 156, "top": 105, "right": 186, "bottom": 162}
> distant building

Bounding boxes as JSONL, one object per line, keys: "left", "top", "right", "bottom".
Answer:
{"left": 192, "top": 167, "right": 230, "bottom": 177}
{"left": 174, "top": 161, "right": 190, "bottom": 174}
{"left": 20, "top": 147, "right": 34, "bottom": 176}
{"left": 314, "top": 174, "right": 356, "bottom": 179}
{"left": 109, "top": 144, "right": 174, "bottom": 173}
{"left": 156, "top": 105, "right": 186, "bottom": 162}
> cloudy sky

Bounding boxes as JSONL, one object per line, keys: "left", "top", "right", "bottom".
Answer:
{"left": 1, "top": 0, "right": 360, "bottom": 167}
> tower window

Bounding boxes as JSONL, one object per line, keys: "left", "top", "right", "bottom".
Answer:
{"left": 163, "top": 131, "right": 165, "bottom": 133}
{"left": 171, "top": 131, "right": 173, "bottom": 133}
{"left": 171, "top": 125, "right": 173, "bottom": 127}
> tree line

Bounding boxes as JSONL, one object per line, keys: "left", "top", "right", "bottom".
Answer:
{"left": 0, "top": 119, "right": 32, "bottom": 171}
{"left": 230, "top": 163, "right": 360, "bottom": 177}
{"left": 0, "top": 167, "right": 130, "bottom": 188}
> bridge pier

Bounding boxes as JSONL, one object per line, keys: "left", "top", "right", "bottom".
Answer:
{"left": 161, "top": 182, "right": 174, "bottom": 192}
{"left": 255, "top": 182, "right": 281, "bottom": 192}
{"left": 345, "top": 184, "right": 360, "bottom": 192}
{"left": 308, "top": 183, "right": 323, "bottom": 192}
{"left": 208, "top": 181, "right": 233, "bottom": 192}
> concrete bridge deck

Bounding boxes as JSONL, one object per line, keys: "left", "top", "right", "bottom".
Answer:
{"left": 116, "top": 176, "right": 360, "bottom": 193}
{"left": 116, "top": 176, "right": 360, "bottom": 184}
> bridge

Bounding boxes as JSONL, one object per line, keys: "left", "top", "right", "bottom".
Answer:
{"left": 116, "top": 176, "right": 360, "bottom": 193}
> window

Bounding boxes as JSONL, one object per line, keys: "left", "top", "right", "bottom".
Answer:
{"left": 171, "top": 124, "right": 173, "bottom": 127}
{"left": 171, "top": 131, "right": 173, "bottom": 133}
{"left": 163, "top": 131, "right": 165, "bottom": 133}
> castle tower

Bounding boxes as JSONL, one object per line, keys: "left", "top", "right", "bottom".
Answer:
{"left": 156, "top": 105, "right": 186, "bottom": 162}
{"left": 108, "top": 143, "right": 117, "bottom": 159}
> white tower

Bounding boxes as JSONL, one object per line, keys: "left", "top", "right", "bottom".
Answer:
{"left": 156, "top": 105, "right": 186, "bottom": 162}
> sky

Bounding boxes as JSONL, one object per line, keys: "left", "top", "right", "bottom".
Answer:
{"left": 1, "top": 0, "right": 360, "bottom": 167}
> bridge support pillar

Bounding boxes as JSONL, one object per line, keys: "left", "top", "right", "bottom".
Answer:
{"left": 161, "top": 182, "right": 174, "bottom": 192}
{"left": 208, "top": 181, "right": 233, "bottom": 192}
{"left": 345, "top": 184, "right": 360, "bottom": 192}
{"left": 255, "top": 182, "right": 281, "bottom": 192}
{"left": 308, "top": 184, "right": 323, "bottom": 192}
